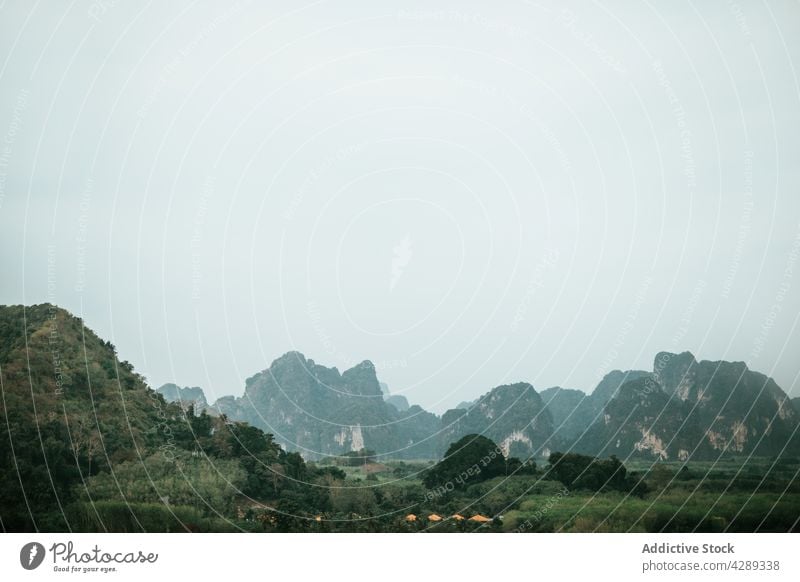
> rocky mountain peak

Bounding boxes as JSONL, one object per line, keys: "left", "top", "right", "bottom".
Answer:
{"left": 341, "top": 360, "right": 381, "bottom": 396}
{"left": 653, "top": 350, "right": 697, "bottom": 399}
{"left": 439, "top": 382, "right": 553, "bottom": 459}
{"left": 592, "top": 369, "right": 651, "bottom": 404}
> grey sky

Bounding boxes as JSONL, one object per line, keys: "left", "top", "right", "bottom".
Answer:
{"left": 1, "top": 0, "right": 799, "bottom": 413}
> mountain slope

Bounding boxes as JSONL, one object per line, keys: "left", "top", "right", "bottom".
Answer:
{"left": 214, "top": 352, "right": 439, "bottom": 459}
{"left": 439, "top": 383, "right": 554, "bottom": 459}
{"left": 542, "top": 370, "right": 651, "bottom": 445}
{"left": 576, "top": 352, "right": 799, "bottom": 460}
{"left": 0, "top": 304, "right": 311, "bottom": 532}
{"left": 540, "top": 386, "right": 591, "bottom": 443}
{"left": 0, "top": 304, "right": 182, "bottom": 529}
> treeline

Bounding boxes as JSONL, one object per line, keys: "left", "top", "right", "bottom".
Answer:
{"left": 2, "top": 305, "right": 798, "bottom": 533}
{"left": 0, "top": 304, "right": 333, "bottom": 532}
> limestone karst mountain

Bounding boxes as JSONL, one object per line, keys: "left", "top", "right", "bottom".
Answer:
{"left": 156, "top": 348, "right": 800, "bottom": 462}
{"left": 575, "top": 352, "right": 799, "bottom": 460}
{"left": 439, "top": 383, "right": 554, "bottom": 459}
{"left": 200, "top": 352, "right": 440, "bottom": 459}
{"left": 541, "top": 369, "right": 650, "bottom": 444}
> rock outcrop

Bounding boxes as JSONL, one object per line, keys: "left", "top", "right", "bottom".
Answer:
{"left": 575, "top": 352, "right": 799, "bottom": 460}
{"left": 440, "top": 383, "right": 554, "bottom": 459}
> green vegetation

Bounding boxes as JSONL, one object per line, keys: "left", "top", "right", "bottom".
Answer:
{"left": 546, "top": 452, "right": 634, "bottom": 493}
{"left": 0, "top": 305, "right": 325, "bottom": 532}
{"left": 322, "top": 448, "right": 378, "bottom": 467}
{"left": 422, "top": 434, "right": 506, "bottom": 490}
{"left": 1, "top": 305, "right": 798, "bottom": 533}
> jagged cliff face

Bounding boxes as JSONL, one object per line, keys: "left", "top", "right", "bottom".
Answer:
{"left": 155, "top": 348, "right": 799, "bottom": 463}
{"left": 231, "top": 353, "right": 384, "bottom": 457}
{"left": 542, "top": 370, "right": 650, "bottom": 444}
{"left": 211, "top": 352, "right": 439, "bottom": 459}
{"left": 540, "top": 387, "right": 590, "bottom": 443}
{"left": 592, "top": 369, "right": 652, "bottom": 404}
{"left": 577, "top": 376, "right": 683, "bottom": 460}
{"left": 440, "top": 383, "right": 554, "bottom": 459}
{"left": 577, "top": 352, "right": 800, "bottom": 460}
{"left": 674, "top": 354, "right": 798, "bottom": 457}
{"left": 653, "top": 351, "right": 698, "bottom": 401}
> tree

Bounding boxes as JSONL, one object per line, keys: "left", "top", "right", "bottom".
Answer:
{"left": 546, "top": 452, "right": 628, "bottom": 492}
{"left": 506, "top": 456, "right": 536, "bottom": 475}
{"left": 336, "top": 448, "right": 377, "bottom": 466}
{"left": 330, "top": 483, "right": 377, "bottom": 516}
{"left": 423, "top": 434, "right": 505, "bottom": 490}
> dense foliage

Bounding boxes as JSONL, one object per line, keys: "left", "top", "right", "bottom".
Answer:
{"left": 0, "top": 305, "right": 323, "bottom": 531}
{"left": 546, "top": 452, "right": 632, "bottom": 492}
{"left": 422, "top": 434, "right": 507, "bottom": 490}
{"left": 2, "top": 305, "right": 798, "bottom": 533}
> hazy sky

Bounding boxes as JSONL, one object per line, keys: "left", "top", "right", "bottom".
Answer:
{"left": 1, "top": 0, "right": 799, "bottom": 412}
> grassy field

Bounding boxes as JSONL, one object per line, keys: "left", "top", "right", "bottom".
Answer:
{"left": 45, "top": 455, "right": 800, "bottom": 533}
{"left": 324, "top": 456, "right": 800, "bottom": 533}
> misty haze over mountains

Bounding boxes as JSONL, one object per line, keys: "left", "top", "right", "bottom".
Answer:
{"left": 3, "top": 2, "right": 800, "bottom": 415}
{"left": 157, "top": 346, "right": 800, "bottom": 462}
{"left": 3, "top": 303, "right": 798, "bottom": 534}
{"left": 2, "top": 0, "right": 800, "bottom": 541}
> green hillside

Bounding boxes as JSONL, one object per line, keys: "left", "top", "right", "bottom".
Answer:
{"left": 0, "top": 304, "right": 316, "bottom": 532}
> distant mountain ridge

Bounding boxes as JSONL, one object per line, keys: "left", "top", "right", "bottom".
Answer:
{"left": 3, "top": 303, "right": 797, "bottom": 467}
{"left": 158, "top": 349, "right": 800, "bottom": 463}
{"left": 0, "top": 304, "right": 346, "bottom": 532}
{"left": 176, "top": 352, "right": 441, "bottom": 460}
{"left": 3, "top": 303, "right": 798, "bottom": 533}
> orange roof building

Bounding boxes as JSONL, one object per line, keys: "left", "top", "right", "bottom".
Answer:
{"left": 427, "top": 513, "right": 443, "bottom": 522}
{"left": 451, "top": 514, "right": 465, "bottom": 521}
{"left": 405, "top": 514, "right": 417, "bottom": 522}
{"left": 469, "top": 514, "right": 492, "bottom": 523}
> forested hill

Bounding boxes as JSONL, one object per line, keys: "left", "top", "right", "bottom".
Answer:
{"left": 3, "top": 304, "right": 799, "bottom": 533}
{"left": 0, "top": 304, "right": 319, "bottom": 532}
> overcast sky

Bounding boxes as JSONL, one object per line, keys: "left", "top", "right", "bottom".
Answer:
{"left": 1, "top": 0, "right": 799, "bottom": 412}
